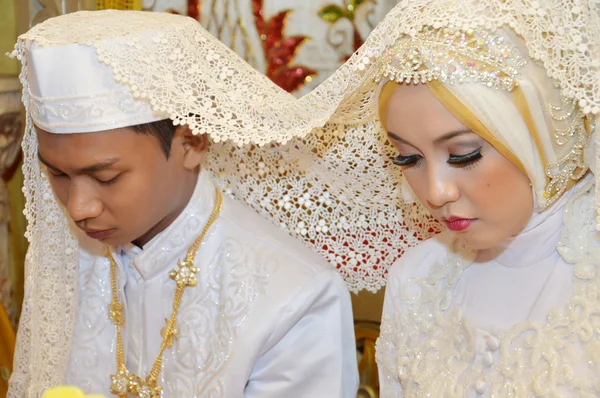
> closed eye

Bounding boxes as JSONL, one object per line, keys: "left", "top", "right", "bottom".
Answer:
{"left": 448, "top": 147, "right": 482, "bottom": 167}
{"left": 391, "top": 154, "right": 421, "bottom": 167}
{"left": 96, "top": 175, "right": 120, "bottom": 186}
{"left": 47, "top": 169, "right": 67, "bottom": 178}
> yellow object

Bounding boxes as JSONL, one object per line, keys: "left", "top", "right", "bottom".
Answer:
{"left": 96, "top": 0, "right": 142, "bottom": 10}
{"left": 43, "top": 385, "right": 105, "bottom": 398}
{"left": 0, "top": 0, "right": 18, "bottom": 75}
{"left": 354, "top": 321, "right": 380, "bottom": 396}
{"left": 377, "top": 81, "right": 396, "bottom": 131}
{"left": 0, "top": 303, "right": 15, "bottom": 397}
{"left": 107, "top": 188, "right": 223, "bottom": 397}
{"left": 8, "top": 158, "right": 27, "bottom": 323}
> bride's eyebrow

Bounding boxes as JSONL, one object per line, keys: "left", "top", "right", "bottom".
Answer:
{"left": 387, "top": 131, "right": 411, "bottom": 145}
{"left": 433, "top": 130, "right": 473, "bottom": 144}
{"left": 387, "top": 129, "right": 473, "bottom": 146}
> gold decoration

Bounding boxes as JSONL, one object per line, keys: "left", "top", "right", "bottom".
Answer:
{"left": 542, "top": 97, "right": 592, "bottom": 206}
{"left": 169, "top": 259, "right": 199, "bottom": 288}
{"left": 372, "top": 26, "right": 525, "bottom": 91}
{"left": 108, "top": 301, "right": 124, "bottom": 325}
{"left": 96, "top": 0, "right": 142, "bottom": 10}
{"left": 107, "top": 187, "right": 223, "bottom": 397}
{"left": 109, "top": 368, "right": 130, "bottom": 396}
{"left": 160, "top": 318, "right": 180, "bottom": 348}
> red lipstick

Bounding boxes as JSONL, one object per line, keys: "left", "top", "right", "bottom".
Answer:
{"left": 444, "top": 217, "right": 475, "bottom": 232}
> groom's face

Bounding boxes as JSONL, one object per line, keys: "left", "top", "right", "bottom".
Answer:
{"left": 36, "top": 124, "right": 207, "bottom": 247}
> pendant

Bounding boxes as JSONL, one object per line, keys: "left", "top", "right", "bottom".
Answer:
{"left": 128, "top": 375, "right": 162, "bottom": 398}
{"left": 129, "top": 375, "right": 162, "bottom": 398}
{"left": 110, "top": 368, "right": 162, "bottom": 398}
{"left": 169, "top": 259, "right": 199, "bottom": 288}
{"left": 109, "top": 368, "right": 130, "bottom": 397}
{"left": 105, "top": 188, "right": 222, "bottom": 398}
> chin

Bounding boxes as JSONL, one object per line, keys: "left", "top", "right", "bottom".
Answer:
{"left": 457, "top": 232, "right": 500, "bottom": 251}
{"left": 94, "top": 234, "right": 129, "bottom": 247}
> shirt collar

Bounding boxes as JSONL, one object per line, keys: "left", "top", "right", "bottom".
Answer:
{"left": 112, "top": 170, "right": 217, "bottom": 280}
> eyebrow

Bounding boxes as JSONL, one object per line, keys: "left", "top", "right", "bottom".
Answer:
{"left": 388, "top": 129, "right": 473, "bottom": 146}
{"left": 37, "top": 152, "right": 120, "bottom": 174}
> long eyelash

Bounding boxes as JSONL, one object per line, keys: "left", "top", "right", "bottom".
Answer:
{"left": 455, "top": 157, "right": 482, "bottom": 171}
{"left": 391, "top": 154, "right": 421, "bottom": 167}
{"left": 405, "top": 158, "right": 423, "bottom": 169}
{"left": 448, "top": 147, "right": 482, "bottom": 168}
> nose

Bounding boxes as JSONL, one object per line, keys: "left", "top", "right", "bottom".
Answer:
{"left": 426, "top": 166, "right": 460, "bottom": 208}
{"left": 67, "top": 180, "right": 103, "bottom": 223}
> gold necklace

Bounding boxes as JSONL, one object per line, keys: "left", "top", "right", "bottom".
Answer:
{"left": 107, "top": 187, "right": 223, "bottom": 398}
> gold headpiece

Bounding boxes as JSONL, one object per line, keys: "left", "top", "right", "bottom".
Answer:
{"left": 372, "top": 26, "right": 526, "bottom": 91}
{"left": 373, "top": 25, "right": 592, "bottom": 209}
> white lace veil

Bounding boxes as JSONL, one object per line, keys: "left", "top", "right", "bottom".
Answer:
{"left": 8, "top": 10, "right": 430, "bottom": 395}
{"left": 8, "top": 1, "right": 600, "bottom": 395}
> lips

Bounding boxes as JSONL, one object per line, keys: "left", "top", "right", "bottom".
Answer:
{"left": 84, "top": 228, "right": 116, "bottom": 240}
{"left": 443, "top": 217, "right": 475, "bottom": 232}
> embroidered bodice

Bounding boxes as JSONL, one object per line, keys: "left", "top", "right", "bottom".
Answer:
{"left": 376, "top": 185, "right": 600, "bottom": 397}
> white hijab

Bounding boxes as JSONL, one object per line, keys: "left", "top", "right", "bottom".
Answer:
{"left": 443, "top": 28, "right": 598, "bottom": 212}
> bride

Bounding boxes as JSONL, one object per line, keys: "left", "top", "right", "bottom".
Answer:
{"left": 296, "top": 0, "right": 600, "bottom": 395}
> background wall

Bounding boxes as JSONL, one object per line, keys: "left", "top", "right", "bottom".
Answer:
{"left": 0, "top": 0, "right": 18, "bottom": 76}
{"left": 144, "top": 0, "right": 398, "bottom": 95}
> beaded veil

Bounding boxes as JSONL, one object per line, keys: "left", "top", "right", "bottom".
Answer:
{"left": 7, "top": 0, "right": 600, "bottom": 394}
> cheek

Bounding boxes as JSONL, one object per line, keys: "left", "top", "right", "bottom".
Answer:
{"left": 110, "top": 173, "right": 159, "bottom": 214}
{"left": 108, "top": 163, "right": 181, "bottom": 220}
{"left": 403, "top": 168, "right": 428, "bottom": 202}
{"left": 466, "top": 154, "right": 533, "bottom": 224}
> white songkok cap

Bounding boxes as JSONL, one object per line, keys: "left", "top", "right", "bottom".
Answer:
{"left": 26, "top": 41, "right": 165, "bottom": 133}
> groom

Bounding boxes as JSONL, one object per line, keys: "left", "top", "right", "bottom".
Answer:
{"left": 9, "top": 10, "right": 358, "bottom": 398}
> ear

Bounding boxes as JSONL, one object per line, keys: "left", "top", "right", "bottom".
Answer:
{"left": 176, "top": 125, "right": 208, "bottom": 170}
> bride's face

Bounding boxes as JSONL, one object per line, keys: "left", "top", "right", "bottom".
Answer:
{"left": 384, "top": 83, "right": 534, "bottom": 250}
